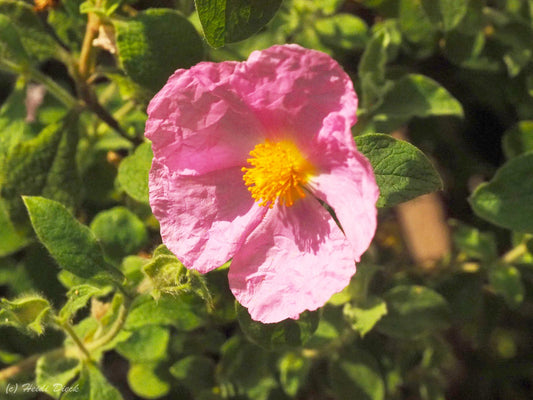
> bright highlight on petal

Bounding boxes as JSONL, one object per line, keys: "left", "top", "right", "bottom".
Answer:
{"left": 242, "top": 139, "right": 315, "bottom": 208}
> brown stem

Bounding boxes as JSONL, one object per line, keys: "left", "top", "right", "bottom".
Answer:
{"left": 78, "top": 12, "right": 100, "bottom": 81}
{"left": 0, "top": 354, "right": 40, "bottom": 382}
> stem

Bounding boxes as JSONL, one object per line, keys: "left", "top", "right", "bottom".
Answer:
{"left": 502, "top": 243, "right": 528, "bottom": 264}
{"left": 75, "top": 3, "right": 140, "bottom": 145}
{"left": 29, "top": 68, "right": 82, "bottom": 109}
{"left": 86, "top": 301, "right": 129, "bottom": 351}
{"left": 0, "top": 347, "right": 76, "bottom": 382}
{"left": 0, "top": 296, "right": 131, "bottom": 382}
{"left": 78, "top": 12, "right": 100, "bottom": 81}
{"left": 0, "top": 353, "right": 40, "bottom": 382}
{"left": 59, "top": 321, "right": 92, "bottom": 361}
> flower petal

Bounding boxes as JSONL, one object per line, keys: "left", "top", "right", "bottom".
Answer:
{"left": 150, "top": 160, "right": 266, "bottom": 273}
{"left": 146, "top": 61, "right": 264, "bottom": 176}
{"left": 232, "top": 44, "right": 357, "bottom": 146}
{"left": 308, "top": 148, "right": 379, "bottom": 261}
{"left": 228, "top": 197, "right": 355, "bottom": 323}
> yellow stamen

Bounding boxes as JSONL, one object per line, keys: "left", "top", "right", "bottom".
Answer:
{"left": 242, "top": 139, "right": 315, "bottom": 208}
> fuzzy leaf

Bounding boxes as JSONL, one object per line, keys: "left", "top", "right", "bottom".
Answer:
{"left": 116, "top": 142, "right": 152, "bottom": 204}
{"left": 170, "top": 355, "right": 215, "bottom": 394}
{"left": 114, "top": 9, "right": 203, "bottom": 93}
{"left": 127, "top": 362, "right": 170, "bottom": 399}
{"left": 489, "top": 264, "right": 525, "bottom": 309}
{"left": 0, "top": 14, "right": 29, "bottom": 65}
{"left": 469, "top": 153, "right": 533, "bottom": 233}
{"left": 59, "top": 285, "right": 110, "bottom": 322}
{"left": 90, "top": 206, "right": 148, "bottom": 263}
{"left": 329, "top": 347, "right": 385, "bottom": 400}
{"left": 236, "top": 304, "right": 319, "bottom": 350}
{"left": 23, "top": 196, "right": 123, "bottom": 282}
{"left": 195, "top": 0, "right": 283, "bottom": 47}
{"left": 0, "top": 0, "right": 60, "bottom": 61}
{"left": 422, "top": 0, "right": 468, "bottom": 31}
{"left": 0, "top": 113, "right": 80, "bottom": 225}
{"left": 36, "top": 355, "right": 80, "bottom": 399}
{"left": 125, "top": 293, "right": 206, "bottom": 331}
{"left": 0, "top": 295, "right": 50, "bottom": 335}
{"left": 451, "top": 220, "right": 498, "bottom": 261}
{"left": 62, "top": 362, "right": 123, "bottom": 400}
{"left": 373, "top": 74, "right": 463, "bottom": 125}
{"left": 344, "top": 297, "right": 388, "bottom": 337}
{"left": 377, "top": 285, "right": 451, "bottom": 339}
{"left": 502, "top": 121, "right": 533, "bottom": 159}
{"left": 278, "top": 352, "right": 312, "bottom": 397}
{"left": 116, "top": 325, "right": 170, "bottom": 362}
{"left": 0, "top": 198, "right": 29, "bottom": 256}
{"left": 355, "top": 133, "right": 443, "bottom": 207}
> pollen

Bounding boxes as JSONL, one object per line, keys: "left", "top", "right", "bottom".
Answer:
{"left": 242, "top": 139, "right": 315, "bottom": 208}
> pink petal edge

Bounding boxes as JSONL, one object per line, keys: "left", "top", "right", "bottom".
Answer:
{"left": 228, "top": 197, "right": 356, "bottom": 323}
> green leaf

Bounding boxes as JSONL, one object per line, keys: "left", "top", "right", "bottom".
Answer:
{"left": 90, "top": 206, "right": 148, "bottom": 263}
{"left": 344, "top": 296, "right": 388, "bottom": 337}
{"left": 489, "top": 264, "right": 524, "bottom": 309}
{"left": 23, "top": 196, "right": 123, "bottom": 282}
{"left": 236, "top": 304, "right": 319, "bottom": 350}
{"left": 376, "top": 285, "right": 451, "bottom": 339}
{"left": 170, "top": 355, "right": 215, "bottom": 393}
{"left": 121, "top": 255, "right": 149, "bottom": 288}
{"left": 141, "top": 246, "right": 212, "bottom": 306}
{"left": 0, "top": 0, "right": 60, "bottom": 61}
{"left": 373, "top": 74, "right": 463, "bottom": 126}
{"left": 399, "top": 0, "right": 436, "bottom": 45}
{"left": 502, "top": 121, "right": 533, "bottom": 159}
{"left": 47, "top": 0, "right": 85, "bottom": 52}
{"left": 59, "top": 285, "right": 111, "bottom": 322}
{"left": 125, "top": 293, "right": 206, "bottom": 331}
{"left": 1, "top": 113, "right": 80, "bottom": 225}
{"left": 469, "top": 153, "right": 533, "bottom": 232}
{"left": 218, "top": 335, "right": 273, "bottom": 394}
{"left": 195, "top": 0, "right": 283, "bottom": 48}
{"left": 358, "top": 22, "right": 401, "bottom": 110}
{"left": 329, "top": 347, "right": 385, "bottom": 400}
{"left": 116, "top": 142, "right": 152, "bottom": 204}
{"left": 116, "top": 325, "right": 170, "bottom": 362}
{"left": 0, "top": 14, "right": 29, "bottom": 65}
{"left": 0, "top": 82, "right": 37, "bottom": 157}
{"left": 450, "top": 220, "right": 498, "bottom": 261}
{"left": 0, "top": 198, "right": 29, "bottom": 256}
{"left": 114, "top": 9, "right": 204, "bottom": 92}
{"left": 0, "top": 295, "right": 51, "bottom": 335}
{"left": 278, "top": 352, "right": 311, "bottom": 397}
{"left": 355, "top": 133, "right": 443, "bottom": 207}
{"left": 63, "top": 362, "right": 123, "bottom": 400}
{"left": 36, "top": 355, "right": 80, "bottom": 399}
{"left": 314, "top": 14, "right": 368, "bottom": 52}
{"left": 127, "top": 362, "right": 170, "bottom": 399}
{"left": 421, "top": 0, "right": 468, "bottom": 31}
{"left": 142, "top": 254, "right": 188, "bottom": 300}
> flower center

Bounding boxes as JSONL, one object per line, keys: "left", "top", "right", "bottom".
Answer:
{"left": 242, "top": 139, "right": 315, "bottom": 208}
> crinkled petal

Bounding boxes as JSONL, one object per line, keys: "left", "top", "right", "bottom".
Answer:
{"left": 232, "top": 44, "right": 357, "bottom": 148}
{"left": 149, "top": 160, "right": 267, "bottom": 273}
{"left": 308, "top": 146, "right": 379, "bottom": 261}
{"left": 228, "top": 197, "right": 355, "bottom": 323}
{"left": 146, "top": 62, "right": 264, "bottom": 176}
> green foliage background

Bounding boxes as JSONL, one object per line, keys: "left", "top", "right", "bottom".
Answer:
{"left": 1, "top": 0, "right": 533, "bottom": 399}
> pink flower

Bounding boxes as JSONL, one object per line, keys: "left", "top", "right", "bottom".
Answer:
{"left": 146, "top": 44, "right": 379, "bottom": 323}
